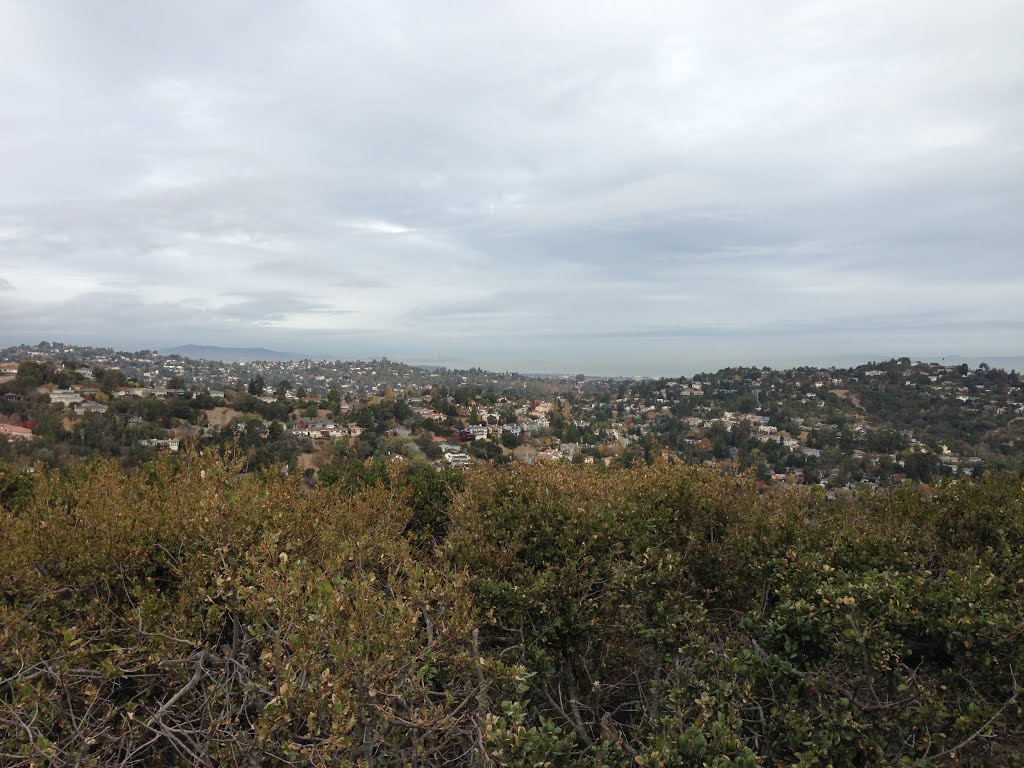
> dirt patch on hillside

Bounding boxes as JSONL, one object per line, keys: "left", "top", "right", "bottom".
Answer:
{"left": 831, "top": 389, "right": 864, "bottom": 410}
{"left": 290, "top": 407, "right": 335, "bottom": 420}
{"left": 297, "top": 443, "right": 338, "bottom": 472}
{"left": 205, "top": 407, "right": 247, "bottom": 428}
{"left": 297, "top": 453, "right": 319, "bottom": 471}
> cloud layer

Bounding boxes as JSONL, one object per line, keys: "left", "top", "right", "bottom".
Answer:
{"left": 1, "top": 1, "right": 1022, "bottom": 374}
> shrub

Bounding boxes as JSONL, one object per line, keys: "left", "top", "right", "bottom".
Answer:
{"left": 1, "top": 456, "right": 1021, "bottom": 765}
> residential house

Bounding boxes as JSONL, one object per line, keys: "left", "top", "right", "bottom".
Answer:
{"left": 0, "top": 423, "right": 34, "bottom": 441}
{"left": 49, "top": 389, "right": 83, "bottom": 405}
{"left": 444, "top": 452, "right": 471, "bottom": 468}
{"left": 74, "top": 401, "right": 108, "bottom": 416}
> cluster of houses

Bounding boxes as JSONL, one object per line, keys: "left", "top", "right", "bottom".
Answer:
{"left": 113, "top": 387, "right": 187, "bottom": 399}
{"left": 47, "top": 385, "right": 190, "bottom": 408}
{"left": 47, "top": 389, "right": 110, "bottom": 416}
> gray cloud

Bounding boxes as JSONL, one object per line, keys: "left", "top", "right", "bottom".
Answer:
{"left": 0, "top": 1, "right": 1021, "bottom": 374}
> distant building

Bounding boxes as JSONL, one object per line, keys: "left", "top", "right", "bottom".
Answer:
{"left": 291, "top": 420, "right": 348, "bottom": 439}
{"left": 0, "top": 423, "right": 34, "bottom": 441}
{"left": 444, "top": 452, "right": 471, "bottom": 468}
{"left": 49, "top": 389, "right": 83, "bottom": 405}
{"left": 74, "top": 401, "right": 108, "bottom": 416}
{"left": 139, "top": 437, "right": 179, "bottom": 452}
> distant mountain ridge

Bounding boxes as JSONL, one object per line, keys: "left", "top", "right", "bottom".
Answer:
{"left": 160, "top": 345, "right": 320, "bottom": 363}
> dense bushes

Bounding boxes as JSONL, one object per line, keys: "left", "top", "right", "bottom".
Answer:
{"left": 1, "top": 455, "right": 1022, "bottom": 766}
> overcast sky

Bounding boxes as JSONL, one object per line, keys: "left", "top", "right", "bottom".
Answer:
{"left": 1, "top": 1, "right": 1022, "bottom": 375}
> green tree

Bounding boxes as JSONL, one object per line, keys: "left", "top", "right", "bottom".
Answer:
{"left": 17, "top": 360, "right": 48, "bottom": 387}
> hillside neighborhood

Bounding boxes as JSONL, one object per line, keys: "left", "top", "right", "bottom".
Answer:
{"left": 1, "top": 342, "right": 1022, "bottom": 490}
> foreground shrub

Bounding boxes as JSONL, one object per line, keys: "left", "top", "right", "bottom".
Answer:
{"left": 1, "top": 455, "right": 1021, "bottom": 765}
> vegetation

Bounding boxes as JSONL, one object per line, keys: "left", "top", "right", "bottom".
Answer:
{"left": 1, "top": 452, "right": 1022, "bottom": 766}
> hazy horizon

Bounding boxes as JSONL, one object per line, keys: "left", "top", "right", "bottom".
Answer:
{"left": 1, "top": 2, "right": 1022, "bottom": 374}
{"left": 3, "top": 338, "right": 1023, "bottom": 379}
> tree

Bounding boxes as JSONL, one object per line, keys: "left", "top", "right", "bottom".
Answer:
{"left": 248, "top": 376, "right": 266, "bottom": 396}
{"left": 17, "top": 360, "right": 48, "bottom": 387}
{"left": 416, "top": 434, "right": 443, "bottom": 460}
{"left": 904, "top": 450, "right": 939, "bottom": 483}
{"left": 732, "top": 418, "right": 753, "bottom": 447}
{"left": 96, "top": 368, "right": 128, "bottom": 393}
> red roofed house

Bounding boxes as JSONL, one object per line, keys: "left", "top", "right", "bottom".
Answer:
{"left": 0, "top": 423, "right": 35, "bottom": 441}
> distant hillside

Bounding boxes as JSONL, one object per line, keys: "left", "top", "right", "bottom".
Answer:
{"left": 160, "top": 344, "right": 316, "bottom": 363}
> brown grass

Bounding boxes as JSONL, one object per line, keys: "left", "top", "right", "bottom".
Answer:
{"left": 204, "top": 406, "right": 247, "bottom": 428}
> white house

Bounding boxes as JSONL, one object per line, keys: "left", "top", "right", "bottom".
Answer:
{"left": 50, "top": 389, "right": 83, "bottom": 405}
{"left": 74, "top": 401, "right": 108, "bottom": 416}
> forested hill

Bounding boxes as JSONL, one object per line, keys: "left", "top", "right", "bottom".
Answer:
{"left": 1, "top": 454, "right": 1022, "bottom": 766}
